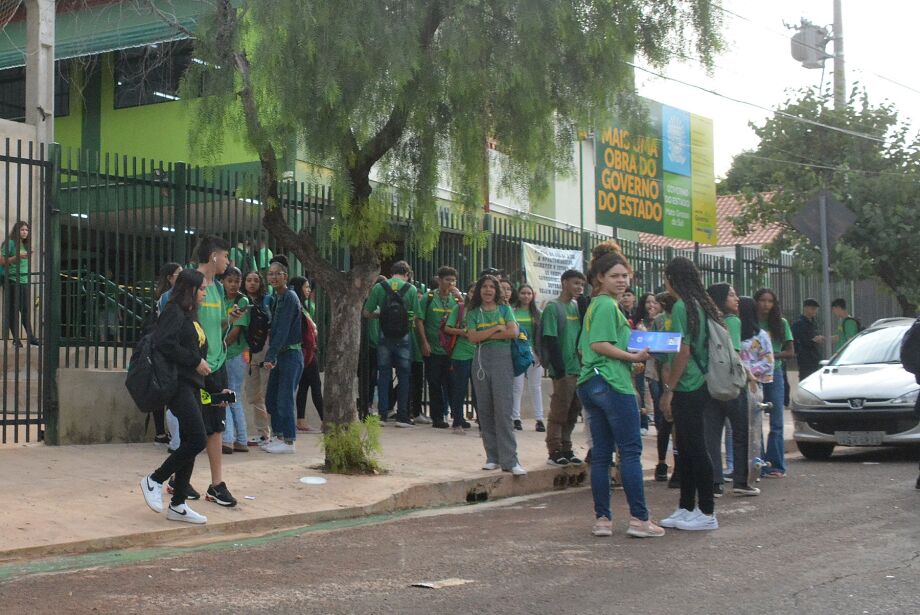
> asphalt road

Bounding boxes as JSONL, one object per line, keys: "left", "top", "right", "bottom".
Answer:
{"left": 1, "top": 448, "right": 918, "bottom": 615}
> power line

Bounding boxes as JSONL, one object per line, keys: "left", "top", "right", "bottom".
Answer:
{"left": 627, "top": 62, "right": 887, "bottom": 143}
{"left": 736, "top": 152, "right": 920, "bottom": 182}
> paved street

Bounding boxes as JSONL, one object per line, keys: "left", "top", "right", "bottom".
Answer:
{"left": 1, "top": 447, "right": 917, "bottom": 615}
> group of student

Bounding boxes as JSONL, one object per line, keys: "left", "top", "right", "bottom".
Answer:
{"left": 361, "top": 240, "right": 817, "bottom": 537}
{"left": 140, "top": 236, "right": 324, "bottom": 524}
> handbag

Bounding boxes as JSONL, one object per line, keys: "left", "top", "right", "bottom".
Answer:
{"left": 502, "top": 305, "right": 534, "bottom": 377}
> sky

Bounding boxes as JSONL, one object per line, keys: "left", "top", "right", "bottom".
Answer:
{"left": 634, "top": 0, "right": 920, "bottom": 178}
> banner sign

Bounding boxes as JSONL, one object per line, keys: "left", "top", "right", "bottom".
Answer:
{"left": 522, "top": 242, "right": 584, "bottom": 300}
{"left": 595, "top": 97, "right": 717, "bottom": 245}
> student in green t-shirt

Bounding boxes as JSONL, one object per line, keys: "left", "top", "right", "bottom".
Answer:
{"left": 221, "top": 267, "right": 251, "bottom": 452}
{"left": 659, "top": 256, "right": 724, "bottom": 532}
{"left": 542, "top": 269, "right": 586, "bottom": 466}
{"left": 1, "top": 221, "right": 38, "bottom": 347}
{"left": 511, "top": 283, "right": 545, "bottom": 432}
{"left": 705, "top": 282, "right": 749, "bottom": 496}
{"left": 830, "top": 298, "right": 861, "bottom": 352}
{"left": 577, "top": 250, "right": 663, "bottom": 538}
{"left": 754, "top": 288, "right": 795, "bottom": 478}
{"left": 363, "top": 275, "right": 386, "bottom": 416}
{"left": 417, "top": 266, "right": 463, "bottom": 428}
{"left": 465, "top": 274, "right": 525, "bottom": 475}
{"left": 443, "top": 283, "right": 477, "bottom": 432}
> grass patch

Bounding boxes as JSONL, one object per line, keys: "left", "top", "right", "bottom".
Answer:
{"left": 320, "top": 415, "right": 383, "bottom": 474}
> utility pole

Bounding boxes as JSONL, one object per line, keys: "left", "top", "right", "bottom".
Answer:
{"left": 832, "top": 0, "right": 845, "bottom": 109}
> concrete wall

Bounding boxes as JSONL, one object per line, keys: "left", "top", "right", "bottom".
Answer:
{"left": 0, "top": 118, "right": 39, "bottom": 245}
{"left": 57, "top": 367, "right": 149, "bottom": 445}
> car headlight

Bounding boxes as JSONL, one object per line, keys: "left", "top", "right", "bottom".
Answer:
{"left": 792, "top": 387, "right": 825, "bottom": 407}
{"left": 890, "top": 389, "right": 920, "bottom": 406}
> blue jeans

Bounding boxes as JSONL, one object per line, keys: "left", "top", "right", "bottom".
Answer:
{"left": 377, "top": 334, "right": 412, "bottom": 422}
{"left": 577, "top": 375, "right": 648, "bottom": 521}
{"left": 635, "top": 373, "right": 650, "bottom": 430}
{"left": 762, "top": 365, "right": 786, "bottom": 474}
{"left": 223, "top": 354, "right": 248, "bottom": 446}
{"left": 449, "top": 359, "right": 472, "bottom": 427}
{"left": 266, "top": 350, "right": 304, "bottom": 441}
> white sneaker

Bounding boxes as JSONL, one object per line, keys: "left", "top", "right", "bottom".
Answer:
{"left": 639, "top": 428, "right": 649, "bottom": 437}
{"left": 482, "top": 462, "right": 500, "bottom": 471}
{"left": 259, "top": 437, "right": 280, "bottom": 450}
{"left": 659, "top": 507, "right": 695, "bottom": 528}
{"left": 140, "top": 474, "right": 164, "bottom": 513}
{"left": 265, "top": 440, "right": 295, "bottom": 454}
{"left": 510, "top": 464, "right": 528, "bottom": 476}
{"left": 414, "top": 415, "right": 432, "bottom": 424}
{"left": 166, "top": 503, "right": 207, "bottom": 524}
{"left": 675, "top": 510, "right": 719, "bottom": 531}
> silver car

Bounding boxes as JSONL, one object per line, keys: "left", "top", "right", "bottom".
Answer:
{"left": 792, "top": 317, "right": 920, "bottom": 460}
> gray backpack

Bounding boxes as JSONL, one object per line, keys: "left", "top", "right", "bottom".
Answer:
{"left": 692, "top": 317, "right": 747, "bottom": 401}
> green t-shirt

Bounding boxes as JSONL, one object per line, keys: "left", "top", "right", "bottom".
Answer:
{"left": 256, "top": 247, "right": 273, "bottom": 270}
{"left": 513, "top": 307, "right": 538, "bottom": 348}
{"left": 668, "top": 299, "right": 708, "bottom": 392}
{"left": 363, "top": 278, "right": 421, "bottom": 337}
{"left": 200, "top": 280, "right": 228, "bottom": 370}
{"left": 834, "top": 317, "right": 860, "bottom": 352}
{"left": 447, "top": 304, "right": 475, "bottom": 361}
{"left": 758, "top": 318, "right": 793, "bottom": 369}
{"left": 465, "top": 304, "right": 516, "bottom": 348}
{"left": 418, "top": 291, "right": 459, "bottom": 355}
{"left": 725, "top": 314, "right": 742, "bottom": 352}
{"left": 2, "top": 240, "right": 29, "bottom": 284}
{"left": 542, "top": 300, "right": 581, "bottom": 378}
{"left": 411, "top": 325, "right": 423, "bottom": 363}
{"left": 229, "top": 247, "right": 256, "bottom": 272}
{"left": 577, "top": 295, "right": 635, "bottom": 394}
{"left": 225, "top": 294, "right": 250, "bottom": 360}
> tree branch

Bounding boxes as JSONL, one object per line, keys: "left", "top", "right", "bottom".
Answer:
{"left": 141, "top": 0, "right": 198, "bottom": 39}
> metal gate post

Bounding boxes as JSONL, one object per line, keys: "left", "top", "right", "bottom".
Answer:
{"left": 42, "top": 143, "right": 61, "bottom": 444}
{"left": 173, "top": 162, "right": 188, "bottom": 265}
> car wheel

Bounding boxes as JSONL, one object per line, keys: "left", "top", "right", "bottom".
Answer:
{"left": 796, "top": 441, "right": 835, "bottom": 460}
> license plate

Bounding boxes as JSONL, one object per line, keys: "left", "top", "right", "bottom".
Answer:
{"left": 835, "top": 431, "right": 885, "bottom": 446}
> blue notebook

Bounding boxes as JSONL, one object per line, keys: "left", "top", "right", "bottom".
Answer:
{"left": 628, "top": 331, "right": 682, "bottom": 353}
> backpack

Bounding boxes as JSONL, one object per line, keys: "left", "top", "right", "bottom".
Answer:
{"left": 440, "top": 303, "right": 464, "bottom": 357}
{"left": 125, "top": 334, "right": 177, "bottom": 413}
{"left": 246, "top": 302, "right": 271, "bottom": 353}
{"left": 302, "top": 312, "right": 318, "bottom": 366}
{"left": 900, "top": 318, "right": 920, "bottom": 383}
{"left": 379, "top": 281, "right": 411, "bottom": 340}
{"left": 844, "top": 316, "right": 864, "bottom": 333}
{"left": 501, "top": 305, "right": 534, "bottom": 376}
{"left": 691, "top": 317, "right": 747, "bottom": 402}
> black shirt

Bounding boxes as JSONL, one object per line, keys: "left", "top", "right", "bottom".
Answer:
{"left": 792, "top": 314, "right": 821, "bottom": 367}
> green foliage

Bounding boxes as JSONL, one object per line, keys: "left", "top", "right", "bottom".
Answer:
{"left": 184, "top": 0, "right": 722, "bottom": 257}
{"left": 320, "top": 415, "right": 383, "bottom": 474}
{"left": 724, "top": 87, "right": 920, "bottom": 314}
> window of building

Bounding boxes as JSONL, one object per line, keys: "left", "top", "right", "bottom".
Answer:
{"left": 0, "top": 61, "right": 71, "bottom": 122}
{"left": 114, "top": 40, "right": 194, "bottom": 109}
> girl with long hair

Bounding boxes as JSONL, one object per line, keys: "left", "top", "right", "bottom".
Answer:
{"left": 243, "top": 270, "right": 271, "bottom": 443}
{"left": 2, "top": 221, "right": 38, "bottom": 347}
{"left": 156, "top": 262, "right": 183, "bottom": 310}
{"left": 466, "top": 274, "right": 525, "bottom": 475}
{"left": 443, "top": 283, "right": 477, "bottom": 434}
{"left": 152, "top": 262, "right": 182, "bottom": 447}
{"left": 753, "top": 288, "right": 794, "bottom": 478}
{"left": 736, "top": 295, "right": 774, "bottom": 495}
{"left": 511, "top": 283, "right": 545, "bottom": 432}
{"left": 221, "top": 267, "right": 250, "bottom": 454}
{"left": 290, "top": 276, "right": 324, "bottom": 433}
{"left": 705, "top": 282, "right": 747, "bottom": 497}
{"left": 577, "top": 250, "right": 663, "bottom": 538}
{"left": 632, "top": 292, "right": 659, "bottom": 435}
{"left": 649, "top": 291, "right": 676, "bottom": 483}
{"left": 140, "top": 269, "right": 211, "bottom": 524}
{"left": 659, "top": 256, "right": 723, "bottom": 531}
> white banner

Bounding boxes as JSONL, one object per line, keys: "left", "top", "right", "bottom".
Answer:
{"left": 522, "top": 242, "right": 584, "bottom": 303}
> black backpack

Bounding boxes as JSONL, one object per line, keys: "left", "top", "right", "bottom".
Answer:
{"left": 845, "top": 316, "right": 864, "bottom": 333}
{"left": 246, "top": 301, "right": 271, "bottom": 353}
{"left": 379, "top": 281, "right": 411, "bottom": 340}
{"left": 900, "top": 319, "right": 920, "bottom": 383}
{"left": 126, "top": 334, "right": 177, "bottom": 413}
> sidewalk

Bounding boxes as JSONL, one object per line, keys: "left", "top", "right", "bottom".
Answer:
{"left": 0, "top": 412, "right": 796, "bottom": 562}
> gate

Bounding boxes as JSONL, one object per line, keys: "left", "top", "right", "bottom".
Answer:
{"left": 0, "top": 139, "right": 52, "bottom": 444}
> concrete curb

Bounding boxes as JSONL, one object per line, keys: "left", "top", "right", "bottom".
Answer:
{"left": 0, "top": 464, "right": 591, "bottom": 563}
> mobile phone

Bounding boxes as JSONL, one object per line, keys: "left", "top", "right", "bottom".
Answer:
{"left": 209, "top": 391, "right": 237, "bottom": 404}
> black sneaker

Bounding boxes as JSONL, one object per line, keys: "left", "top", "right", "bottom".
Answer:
{"left": 564, "top": 451, "right": 584, "bottom": 465}
{"left": 535, "top": 420, "right": 546, "bottom": 432}
{"left": 167, "top": 479, "right": 201, "bottom": 501}
{"left": 206, "top": 482, "right": 237, "bottom": 507}
{"left": 547, "top": 452, "right": 570, "bottom": 467}
{"left": 513, "top": 419, "right": 523, "bottom": 431}
{"left": 713, "top": 483, "right": 724, "bottom": 498}
{"left": 153, "top": 433, "right": 170, "bottom": 446}
{"left": 460, "top": 420, "right": 472, "bottom": 429}
{"left": 654, "top": 463, "right": 668, "bottom": 482}
{"left": 432, "top": 421, "right": 449, "bottom": 429}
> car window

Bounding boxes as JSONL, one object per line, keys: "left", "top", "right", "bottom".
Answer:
{"left": 831, "top": 325, "right": 908, "bottom": 366}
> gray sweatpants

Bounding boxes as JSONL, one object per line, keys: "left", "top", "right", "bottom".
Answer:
{"left": 473, "top": 343, "right": 519, "bottom": 470}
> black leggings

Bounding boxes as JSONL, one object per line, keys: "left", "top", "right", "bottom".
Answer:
{"left": 6, "top": 281, "right": 33, "bottom": 339}
{"left": 151, "top": 382, "right": 207, "bottom": 506}
{"left": 672, "top": 386, "right": 715, "bottom": 515}
{"left": 296, "top": 359, "right": 324, "bottom": 421}
{"left": 152, "top": 407, "right": 166, "bottom": 435}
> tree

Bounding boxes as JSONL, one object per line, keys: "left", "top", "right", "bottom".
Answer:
{"left": 180, "top": 0, "right": 723, "bottom": 469}
{"left": 727, "top": 87, "right": 920, "bottom": 316}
